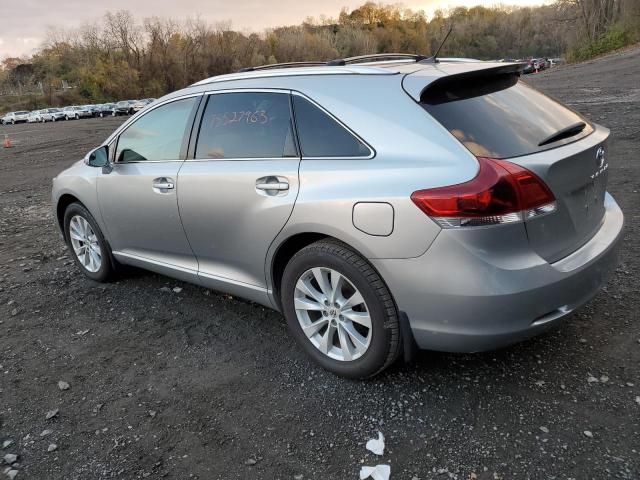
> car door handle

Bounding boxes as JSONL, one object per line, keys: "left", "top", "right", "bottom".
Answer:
{"left": 256, "top": 182, "right": 289, "bottom": 191}
{"left": 153, "top": 178, "right": 175, "bottom": 191}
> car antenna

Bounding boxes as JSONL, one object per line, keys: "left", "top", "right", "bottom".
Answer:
{"left": 423, "top": 24, "right": 454, "bottom": 64}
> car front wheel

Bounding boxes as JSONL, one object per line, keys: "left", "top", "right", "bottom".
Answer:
{"left": 64, "top": 203, "right": 114, "bottom": 282}
{"left": 281, "top": 239, "right": 402, "bottom": 378}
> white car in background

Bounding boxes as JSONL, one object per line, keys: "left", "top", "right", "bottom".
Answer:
{"left": 1, "top": 111, "right": 30, "bottom": 125}
{"left": 63, "top": 106, "right": 92, "bottom": 120}
{"left": 46, "top": 108, "right": 66, "bottom": 121}
{"left": 28, "top": 110, "right": 55, "bottom": 123}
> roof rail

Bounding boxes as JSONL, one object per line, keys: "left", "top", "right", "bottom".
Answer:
{"left": 238, "top": 61, "right": 328, "bottom": 72}
{"left": 236, "top": 53, "right": 434, "bottom": 73}
{"left": 327, "top": 53, "right": 430, "bottom": 66}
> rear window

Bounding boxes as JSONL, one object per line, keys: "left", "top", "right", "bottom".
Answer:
{"left": 420, "top": 74, "right": 593, "bottom": 159}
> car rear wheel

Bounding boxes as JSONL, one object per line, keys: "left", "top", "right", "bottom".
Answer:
{"left": 64, "top": 203, "right": 114, "bottom": 282}
{"left": 281, "top": 239, "right": 402, "bottom": 378}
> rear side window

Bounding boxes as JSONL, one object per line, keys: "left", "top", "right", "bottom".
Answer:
{"left": 115, "top": 97, "right": 198, "bottom": 162}
{"left": 421, "top": 75, "right": 593, "bottom": 159}
{"left": 292, "top": 96, "right": 371, "bottom": 158}
{"left": 195, "top": 92, "right": 297, "bottom": 159}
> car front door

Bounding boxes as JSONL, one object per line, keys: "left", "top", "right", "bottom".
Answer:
{"left": 97, "top": 95, "right": 201, "bottom": 277}
{"left": 177, "top": 90, "right": 300, "bottom": 300}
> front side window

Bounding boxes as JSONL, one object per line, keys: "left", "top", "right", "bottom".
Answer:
{"left": 292, "top": 96, "right": 371, "bottom": 158}
{"left": 115, "top": 97, "right": 198, "bottom": 162}
{"left": 195, "top": 92, "right": 297, "bottom": 159}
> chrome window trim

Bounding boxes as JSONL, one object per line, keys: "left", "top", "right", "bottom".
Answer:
{"left": 106, "top": 93, "right": 203, "bottom": 165}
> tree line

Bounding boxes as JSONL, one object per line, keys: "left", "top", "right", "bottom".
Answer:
{"left": 1, "top": 0, "right": 638, "bottom": 108}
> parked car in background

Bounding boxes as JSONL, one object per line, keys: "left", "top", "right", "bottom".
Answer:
{"left": 2, "top": 111, "right": 30, "bottom": 124}
{"left": 63, "top": 106, "right": 92, "bottom": 120}
{"left": 52, "top": 56, "right": 623, "bottom": 378}
{"left": 523, "top": 60, "right": 535, "bottom": 74}
{"left": 27, "top": 110, "right": 43, "bottom": 123}
{"left": 83, "top": 105, "right": 101, "bottom": 117}
{"left": 113, "top": 101, "right": 133, "bottom": 116}
{"left": 47, "top": 108, "right": 66, "bottom": 121}
{"left": 128, "top": 99, "right": 147, "bottom": 114}
{"left": 97, "top": 103, "right": 116, "bottom": 117}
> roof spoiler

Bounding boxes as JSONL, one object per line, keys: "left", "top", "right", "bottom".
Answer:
{"left": 419, "top": 63, "right": 527, "bottom": 105}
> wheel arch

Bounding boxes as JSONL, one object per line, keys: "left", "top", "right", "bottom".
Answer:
{"left": 269, "top": 232, "right": 329, "bottom": 310}
{"left": 56, "top": 193, "right": 83, "bottom": 236}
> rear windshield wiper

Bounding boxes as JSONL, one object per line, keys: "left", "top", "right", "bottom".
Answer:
{"left": 538, "top": 121, "right": 587, "bottom": 147}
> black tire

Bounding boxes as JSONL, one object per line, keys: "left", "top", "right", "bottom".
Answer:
{"left": 63, "top": 202, "right": 115, "bottom": 282}
{"left": 281, "top": 239, "right": 402, "bottom": 379}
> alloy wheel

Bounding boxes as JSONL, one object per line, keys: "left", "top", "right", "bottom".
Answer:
{"left": 69, "top": 215, "right": 102, "bottom": 273}
{"left": 294, "top": 267, "right": 372, "bottom": 361}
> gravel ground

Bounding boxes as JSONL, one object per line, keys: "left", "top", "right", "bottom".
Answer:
{"left": 0, "top": 48, "right": 639, "bottom": 480}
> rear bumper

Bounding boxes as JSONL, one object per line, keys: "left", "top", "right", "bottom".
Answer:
{"left": 372, "top": 193, "right": 624, "bottom": 352}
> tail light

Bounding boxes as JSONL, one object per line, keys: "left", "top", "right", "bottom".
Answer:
{"left": 411, "top": 157, "right": 556, "bottom": 228}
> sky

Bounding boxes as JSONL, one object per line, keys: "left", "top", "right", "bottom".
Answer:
{"left": 0, "top": 0, "right": 551, "bottom": 58}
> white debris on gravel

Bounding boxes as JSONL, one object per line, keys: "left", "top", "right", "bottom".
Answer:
{"left": 3, "top": 454, "right": 17, "bottom": 464}
{"left": 40, "top": 430, "right": 52, "bottom": 437}
{"left": 45, "top": 409, "right": 59, "bottom": 420}
{"left": 6, "top": 470, "right": 18, "bottom": 480}
{"left": 1, "top": 441, "right": 12, "bottom": 449}
{"left": 587, "top": 376, "right": 599, "bottom": 383}
{"left": 539, "top": 426, "right": 549, "bottom": 434}
{"left": 635, "top": 396, "right": 640, "bottom": 405}
{"left": 360, "top": 464, "right": 391, "bottom": 480}
{"left": 58, "top": 381, "right": 70, "bottom": 391}
{"left": 584, "top": 430, "right": 594, "bottom": 438}
{"left": 47, "top": 444, "right": 57, "bottom": 453}
{"left": 172, "top": 287, "right": 183, "bottom": 293}
{"left": 366, "top": 431, "right": 385, "bottom": 456}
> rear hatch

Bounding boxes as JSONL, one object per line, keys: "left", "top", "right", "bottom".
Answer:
{"left": 406, "top": 64, "right": 608, "bottom": 263}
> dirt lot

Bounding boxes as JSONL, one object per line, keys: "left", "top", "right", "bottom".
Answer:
{"left": 1, "top": 48, "right": 639, "bottom": 480}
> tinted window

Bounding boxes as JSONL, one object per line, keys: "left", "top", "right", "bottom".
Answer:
{"left": 421, "top": 76, "right": 593, "bottom": 159}
{"left": 292, "top": 96, "right": 371, "bottom": 157}
{"left": 195, "top": 92, "right": 297, "bottom": 159}
{"left": 115, "top": 97, "right": 197, "bottom": 162}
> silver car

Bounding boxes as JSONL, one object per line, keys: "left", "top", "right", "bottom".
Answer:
{"left": 63, "top": 106, "right": 92, "bottom": 120}
{"left": 52, "top": 56, "right": 623, "bottom": 378}
{"left": 2, "top": 111, "right": 30, "bottom": 124}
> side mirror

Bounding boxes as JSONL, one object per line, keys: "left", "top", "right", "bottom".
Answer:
{"left": 85, "top": 146, "right": 109, "bottom": 168}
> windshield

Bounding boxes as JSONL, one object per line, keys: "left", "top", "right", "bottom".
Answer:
{"left": 420, "top": 75, "right": 593, "bottom": 159}
{"left": 16, "top": 111, "right": 29, "bottom": 115}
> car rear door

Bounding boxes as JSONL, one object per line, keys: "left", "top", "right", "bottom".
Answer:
{"left": 97, "top": 95, "right": 201, "bottom": 276}
{"left": 177, "top": 90, "right": 300, "bottom": 298}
